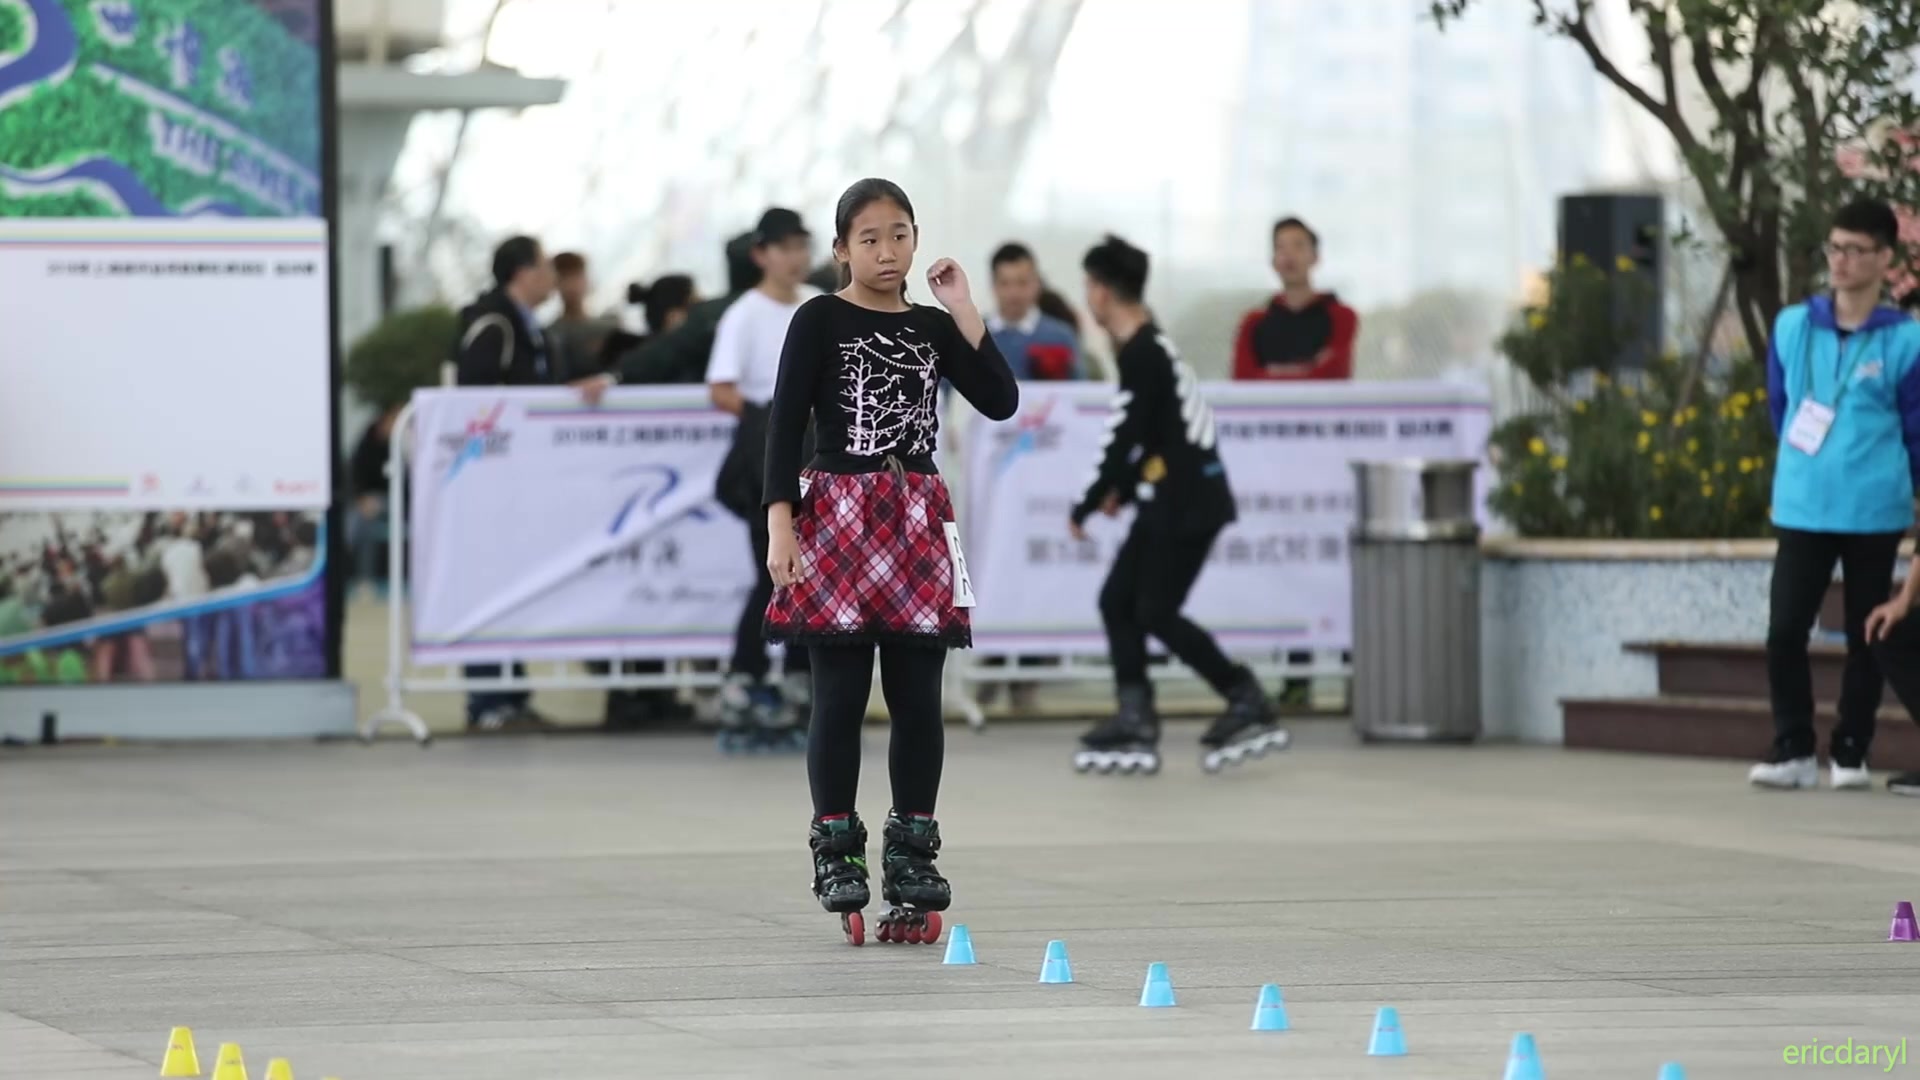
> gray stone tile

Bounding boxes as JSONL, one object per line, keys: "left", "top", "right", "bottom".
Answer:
{"left": 6, "top": 726, "right": 1920, "bottom": 1080}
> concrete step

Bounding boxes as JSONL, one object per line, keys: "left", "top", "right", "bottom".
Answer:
{"left": 1561, "top": 694, "right": 1920, "bottom": 772}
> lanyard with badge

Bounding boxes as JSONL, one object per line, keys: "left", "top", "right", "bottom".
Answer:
{"left": 1785, "top": 316, "right": 1868, "bottom": 456}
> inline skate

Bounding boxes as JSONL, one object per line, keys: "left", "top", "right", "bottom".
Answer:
{"left": 809, "top": 813, "right": 871, "bottom": 945}
{"left": 875, "top": 811, "right": 947, "bottom": 945}
{"left": 1200, "top": 670, "right": 1291, "bottom": 773}
{"left": 1073, "top": 684, "right": 1161, "bottom": 775}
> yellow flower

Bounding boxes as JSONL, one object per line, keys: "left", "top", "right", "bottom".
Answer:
{"left": 1622, "top": 384, "right": 1636, "bottom": 399}
{"left": 1572, "top": 253, "right": 1592, "bottom": 268}
{"left": 1654, "top": 452, "right": 1667, "bottom": 466}
{"left": 1528, "top": 437, "right": 1547, "bottom": 456}
{"left": 1702, "top": 484, "right": 1714, "bottom": 497}
{"left": 1700, "top": 469, "right": 1711, "bottom": 482}
{"left": 1615, "top": 254, "right": 1635, "bottom": 272}
{"left": 1594, "top": 372, "right": 1610, "bottom": 386}
{"left": 1550, "top": 455, "right": 1567, "bottom": 471}
{"left": 1686, "top": 406, "right": 1700, "bottom": 421}
{"left": 1636, "top": 431, "right": 1652, "bottom": 451}
{"left": 1714, "top": 461, "right": 1726, "bottom": 474}
{"left": 1732, "top": 392, "right": 1752, "bottom": 410}
{"left": 1739, "top": 457, "right": 1756, "bottom": 474}
{"left": 1574, "top": 400, "right": 1587, "bottom": 413}
{"left": 1686, "top": 438, "right": 1700, "bottom": 455}
{"left": 1755, "top": 388, "right": 1767, "bottom": 401}
{"left": 1672, "top": 415, "right": 1685, "bottom": 428}
{"left": 1510, "top": 482, "right": 1525, "bottom": 495}
{"left": 1528, "top": 310, "right": 1547, "bottom": 330}
{"left": 1641, "top": 410, "right": 1659, "bottom": 427}
{"left": 1649, "top": 506, "right": 1664, "bottom": 521}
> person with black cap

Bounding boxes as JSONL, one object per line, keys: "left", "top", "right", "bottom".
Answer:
{"left": 709, "top": 207, "right": 822, "bottom": 750}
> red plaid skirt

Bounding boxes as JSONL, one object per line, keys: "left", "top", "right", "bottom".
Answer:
{"left": 764, "top": 469, "right": 971, "bottom": 648}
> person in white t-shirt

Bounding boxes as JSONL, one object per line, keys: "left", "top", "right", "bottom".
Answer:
{"left": 708, "top": 207, "right": 821, "bottom": 747}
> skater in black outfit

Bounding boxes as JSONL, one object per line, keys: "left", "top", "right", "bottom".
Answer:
{"left": 762, "top": 179, "right": 1019, "bottom": 944}
{"left": 1069, "top": 235, "right": 1287, "bottom": 775}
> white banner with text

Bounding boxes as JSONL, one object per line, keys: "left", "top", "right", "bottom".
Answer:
{"left": 404, "top": 381, "right": 1491, "bottom": 665}
{"left": 407, "top": 387, "right": 754, "bottom": 665}
{"left": 958, "top": 380, "right": 1492, "bottom": 656}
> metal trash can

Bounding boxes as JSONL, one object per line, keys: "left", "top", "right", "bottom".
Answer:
{"left": 1349, "top": 459, "right": 1483, "bottom": 743}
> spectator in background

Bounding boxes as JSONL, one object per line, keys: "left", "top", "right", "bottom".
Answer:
{"left": 548, "top": 252, "right": 622, "bottom": 378}
{"left": 1233, "top": 217, "right": 1358, "bottom": 381}
{"left": 454, "top": 236, "right": 617, "bottom": 731}
{"left": 1233, "top": 217, "right": 1361, "bottom": 710}
{"left": 708, "top": 208, "right": 820, "bottom": 733}
{"left": 988, "top": 242, "right": 1084, "bottom": 380}
{"left": 619, "top": 232, "right": 762, "bottom": 386}
{"left": 348, "top": 405, "right": 401, "bottom": 599}
{"left": 629, "top": 275, "right": 699, "bottom": 341}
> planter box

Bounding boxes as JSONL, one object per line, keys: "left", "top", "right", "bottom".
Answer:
{"left": 1479, "top": 539, "right": 1778, "bottom": 743}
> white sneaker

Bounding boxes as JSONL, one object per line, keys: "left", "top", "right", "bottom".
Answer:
{"left": 1748, "top": 756, "right": 1818, "bottom": 789}
{"left": 1830, "top": 761, "right": 1872, "bottom": 791}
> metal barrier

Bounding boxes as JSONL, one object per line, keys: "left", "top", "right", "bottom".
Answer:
{"left": 357, "top": 393, "right": 1350, "bottom": 743}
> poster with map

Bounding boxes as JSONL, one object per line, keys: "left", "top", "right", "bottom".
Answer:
{"left": 0, "top": 0, "right": 321, "bottom": 218}
{"left": 0, "top": 0, "right": 332, "bottom": 683}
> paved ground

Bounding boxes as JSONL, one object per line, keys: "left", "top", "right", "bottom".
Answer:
{"left": 2, "top": 721, "right": 1917, "bottom": 1080}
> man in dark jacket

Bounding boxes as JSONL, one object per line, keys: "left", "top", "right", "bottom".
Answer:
{"left": 453, "top": 236, "right": 616, "bottom": 731}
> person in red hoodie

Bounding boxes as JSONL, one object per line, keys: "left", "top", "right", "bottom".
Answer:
{"left": 1233, "top": 217, "right": 1359, "bottom": 382}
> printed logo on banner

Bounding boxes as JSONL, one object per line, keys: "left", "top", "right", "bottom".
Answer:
{"left": 607, "top": 464, "right": 692, "bottom": 534}
{"left": 438, "top": 402, "right": 513, "bottom": 484}
{"left": 990, "top": 398, "right": 1062, "bottom": 479}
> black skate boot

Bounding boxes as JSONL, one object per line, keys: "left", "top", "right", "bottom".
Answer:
{"left": 1199, "top": 669, "right": 1291, "bottom": 773}
{"left": 1073, "top": 684, "right": 1161, "bottom": 775}
{"left": 809, "top": 813, "right": 871, "bottom": 945}
{"left": 876, "top": 811, "right": 948, "bottom": 944}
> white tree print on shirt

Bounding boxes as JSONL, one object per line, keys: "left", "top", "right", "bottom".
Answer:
{"left": 838, "top": 329, "right": 940, "bottom": 456}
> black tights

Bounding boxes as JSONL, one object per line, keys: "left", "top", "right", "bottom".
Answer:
{"left": 806, "top": 642, "right": 947, "bottom": 819}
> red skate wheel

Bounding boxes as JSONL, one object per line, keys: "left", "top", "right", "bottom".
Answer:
{"left": 844, "top": 911, "right": 865, "bottom": 947}
{"left": 902, "top": 922, "right": 922, "bottom": 944}
{"left": 876, "top": 921, "right": 893, "bottom": 944}
{"left": 922, "top": 912, "right": 941, "bottom": 943}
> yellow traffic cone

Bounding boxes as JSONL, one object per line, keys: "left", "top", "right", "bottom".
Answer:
{"left": 262, "top": 1059, "right": 294, "bottom": 1080}
{"left": 210, "top": 1043, "right": 248, "bottom": 1080}
{"left": 159, "top": 1027, "right": 201, "bottom": 1077}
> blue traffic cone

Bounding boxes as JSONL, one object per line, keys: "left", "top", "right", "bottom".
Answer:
{"left": 1249, "top": 983, "right": 1290, "bottom": 1031}
{"left": 942, "top": 924, "right": 976, "bottom": 965}
{"left": 1368, "top": 1006, "right": 1407, "bottom": 1056}
{"left": 1138, "top": 962, "right": 1176, "bottom": 1007}
{"left": 1656, "top": 1065, "right": 1687, "bottom": 1080}
{"left": 1038, "top": 939, "right": 1073, "bottom": 984}
{"left": 1504, "top": 1032, "right": 1545, "bottom": 1080}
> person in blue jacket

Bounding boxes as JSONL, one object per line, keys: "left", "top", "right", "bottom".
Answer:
{"left": 1751, "top": 197, "right": 1920, "bottom": 792}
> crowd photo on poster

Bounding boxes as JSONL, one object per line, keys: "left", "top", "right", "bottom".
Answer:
{"left": 0, "top": 509, "right": 327, "bottom": 684}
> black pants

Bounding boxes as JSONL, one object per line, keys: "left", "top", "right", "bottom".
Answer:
{"left": 734, "top": 513, "right": 811, "bottom": 681}
{"left": 1871, "top": 610, "right": 1920, "bottom": 740}
{"left": 1766, "top": 528, "right": 1904, "bottom": 762}
{"left": 1100, "top": 520, "right": 1241, "bottom": 695}
{"left": 807, "top": 642, "right": 946, "bottom": 818}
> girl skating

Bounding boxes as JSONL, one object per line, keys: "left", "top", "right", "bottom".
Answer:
{"left": 761, "top": 178, "right": 1019, "bottom": 945}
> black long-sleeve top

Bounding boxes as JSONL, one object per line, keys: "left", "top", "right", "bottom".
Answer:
{"left": 1071, "top": 322, "right": 1236, "bottom": 534}
{"left": 762, "top": 295, "right": 1019, "bottom": 507}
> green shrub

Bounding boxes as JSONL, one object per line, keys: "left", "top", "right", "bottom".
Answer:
{"left": 343, "top": 306, "right": 456, "bottom": 411}
{"left": 1490, "top": 259, "right": 1777, "bottom": 539}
